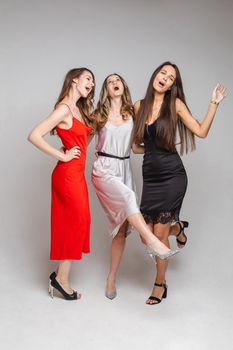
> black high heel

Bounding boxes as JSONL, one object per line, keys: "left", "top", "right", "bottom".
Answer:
{"left": 49, "top": 275, "right": 81, "bottom": 300}
{"left": 49, "top": 271, "right": 57, "bottom": 280}
{"left": 146, "top": 282, "right": 167, "bottom": 305}
{"left": 176, "top": 221, "right": 189, "bottom": 248}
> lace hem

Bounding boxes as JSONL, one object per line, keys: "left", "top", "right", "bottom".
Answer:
{"left": 142, "top": 211, "right": 178, "bottom": 224}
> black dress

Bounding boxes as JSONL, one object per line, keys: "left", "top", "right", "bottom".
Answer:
{"left": 140, "top": 120, "right": 188, "bottom": 224}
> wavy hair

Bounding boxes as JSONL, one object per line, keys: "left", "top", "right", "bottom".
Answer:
{"left": 133, "top": 62, "right": 195, "bottom": 154}
{"left": 52, "top": 68, "right": 95, "bottom": 134}
{"left": 93, "top": 73, "right": 133, "bottom": 132}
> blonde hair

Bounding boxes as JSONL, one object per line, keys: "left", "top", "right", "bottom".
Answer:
{"left": 93, "top": 73, "right": 133, "bottom": 132}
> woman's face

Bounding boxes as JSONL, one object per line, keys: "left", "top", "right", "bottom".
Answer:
{"left": 74, "top": 70, "right": 95, "bottom": 98}
{"left": 153, "top": 65, "right": 176, "bottom": 93}
{"left": 106, "top": 75, "right": 124, "bottom": 99}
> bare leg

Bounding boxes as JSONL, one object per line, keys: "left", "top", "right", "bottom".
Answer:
{"left": 127, "top": 212, "right": 172, "bottom": 255}
{"left": 56, "top": 260, "right": 74, "bottom": 294}
{"left": 146, "top": 223, "right": 170, "bottom": 304}
{"left": 105, "top": 221, "right": 128, "bottom": 298}
{"left": 141, "top": 223, "right": 176, "bottom": 243}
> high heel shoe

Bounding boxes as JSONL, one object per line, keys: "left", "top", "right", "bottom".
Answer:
{"left": 49, "top": 275, "right": 81, "bottom": 301}
{"left": 105, "top": 289, "right": 117, "bottom": 300}
{"left": 147, "top": 247, "right": 179, "bottom": 260}
{"left": 105, "top": 278, "right": 117, "bottom": 300}
{"left": 49, "top": 271, "right": 57, "bottom": 280}
{"left": 176, "top": 220, "right": 189, "bottom": 248}
{"left": 48, "top": 271, "right": 57, "bottom": 295}
{"left": 146, "top": 282, "right": 167, "bottom": 305}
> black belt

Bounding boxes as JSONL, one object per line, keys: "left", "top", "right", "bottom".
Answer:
{"left": 97, "top": 151, "right": 130, "bottom": 160}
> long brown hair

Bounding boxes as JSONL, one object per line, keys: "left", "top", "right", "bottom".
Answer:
{"left": 133, "top": 62, "right": 195, "bottom": 154}
{"left": 93, "top": 73, "right": 133, "bottom": 132}
{"left": 52, "top": 68, "right": 95, "bottom": 134}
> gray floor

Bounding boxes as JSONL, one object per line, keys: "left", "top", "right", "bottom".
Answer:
{"left": 1, "top": 224, "right": 233, "bottom": 350}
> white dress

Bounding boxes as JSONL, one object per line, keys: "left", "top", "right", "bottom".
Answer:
{"left": 91, "top": 117, "right": 140, "bottom": 237}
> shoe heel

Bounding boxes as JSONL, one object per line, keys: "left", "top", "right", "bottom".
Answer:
{"left": 181, "top": 220, "right": 189, "bottom": 228}
{"left": 49, "top": 285, "right": 54, "bottom": 299}
{"left": 162, "top": 285, "right": 167, "bottom": 299}
{"left": 50, "top": 277, "right": 79, "bottom": 300}
{"left": 48, "top": 280, "right": 52, "bottom": 294}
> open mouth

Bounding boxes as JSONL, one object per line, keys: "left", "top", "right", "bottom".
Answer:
{"left": 158, "top": 81, "right": 165, "bottom": 88}
{"left": 85, "top": 87, "right": 91, "bottom": 93}
{"left": 114, "top": 86, "right": 119, "bottom": 91}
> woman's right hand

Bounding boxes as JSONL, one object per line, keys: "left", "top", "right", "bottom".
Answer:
{"left": 63, "top": 146, "right": 81, "bottom": 162}
{"left": 211, "top": 84, "right": 227, "bottom": 104}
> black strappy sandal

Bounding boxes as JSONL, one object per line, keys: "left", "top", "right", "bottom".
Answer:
{"left": 146, "top": 282, "right": 167, "bottom": 305}
{"left": 176, "top": 220, "right": 189, "bottom": 248}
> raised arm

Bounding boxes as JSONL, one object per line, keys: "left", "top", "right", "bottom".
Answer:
{"left": 176, "top": 84, "right": 227, "bottom": 138}
{"left": 28, "top": 104, "right": 80, "bottom": 162}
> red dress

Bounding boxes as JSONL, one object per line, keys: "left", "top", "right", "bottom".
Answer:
{"left": 50, "top": 117, "right": 91, "bottom": 260}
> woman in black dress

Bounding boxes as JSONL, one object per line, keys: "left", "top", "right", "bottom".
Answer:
{"left": 133, "top": 62, "right": 226, "bottom": 305}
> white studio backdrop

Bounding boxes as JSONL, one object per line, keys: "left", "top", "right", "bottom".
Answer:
{"left": 0, "top": 1, "right": 233, "bottom": 349}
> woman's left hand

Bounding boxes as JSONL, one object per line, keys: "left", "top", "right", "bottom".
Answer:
{"left": 211, "top": 84, "right": 227, "bottom": 104}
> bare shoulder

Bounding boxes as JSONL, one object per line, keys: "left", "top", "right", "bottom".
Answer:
{"left": 47, "top": 103, "right": 72, "bottom": 125}
{"left": 176, "top": 98, "right": 186, "bottom": 113}
{"left": 54, "top": 103, "right": 72, "bottom": 118}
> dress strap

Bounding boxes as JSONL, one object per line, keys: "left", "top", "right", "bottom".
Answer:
{"left": 57, "top": 103, "right": 73, "bottom": 116}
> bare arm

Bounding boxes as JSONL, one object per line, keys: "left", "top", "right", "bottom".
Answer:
{"left": 132, "top": 143, "right": 144, "bottom": 154}
{"left": 28, "top": 105, "right": 80, "bottom": 161}
{"left": 177, "top": 84, "right": 227, "bottom": 138}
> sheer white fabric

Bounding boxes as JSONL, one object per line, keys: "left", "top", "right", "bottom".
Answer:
{"left": 91, "top": 117, "right": 140, "bottom": 237}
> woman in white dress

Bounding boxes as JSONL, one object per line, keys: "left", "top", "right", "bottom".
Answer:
{"left": 91, "top": 73, "right": 178, "bottom": 299}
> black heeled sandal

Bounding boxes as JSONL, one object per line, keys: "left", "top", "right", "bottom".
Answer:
{"left": 49, "top": 274, "right": 81, "bottom": 300}
{"left": 176, "top": 221, "right": 189, "bottom": 248}
{"left": 146, "top": 282, "right": 167, "bottom": 305}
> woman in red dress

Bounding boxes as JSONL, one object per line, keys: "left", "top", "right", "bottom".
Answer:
{"left": 28, "top": 68, "right": 95, "bottom": 300}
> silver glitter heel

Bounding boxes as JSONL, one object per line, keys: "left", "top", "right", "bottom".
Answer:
{"left": 48, "top": 283, "right": 54, "bottom": 299}
{"left": 105, "top": 289, "right": 117, "bottom": 300}
{"left": 147, "top": 247, "right": 179, "bottom": 260}
{"left": 48, "top": 271, "right": 56, "bottom": 297}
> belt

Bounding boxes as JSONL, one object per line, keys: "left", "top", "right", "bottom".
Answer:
{"left": 97, "top": 151, "right": 130, "bottom": 160}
